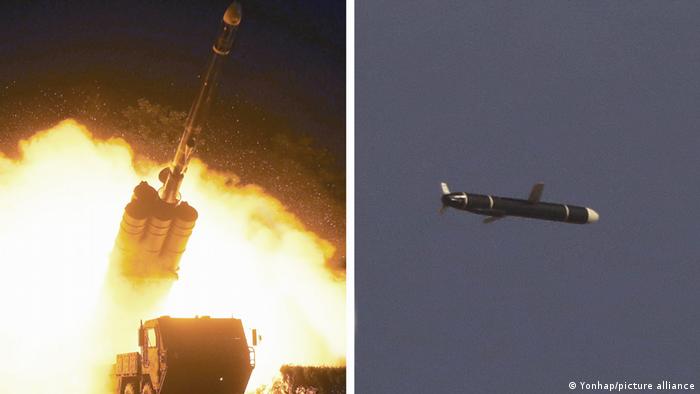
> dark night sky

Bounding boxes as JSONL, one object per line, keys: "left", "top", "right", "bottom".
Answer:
{"left": 0, "top": 0, "right": 346, "bottom": 268}
{"left": 358, "top": 1, "right": 700, "bottom": 393}
{"left": 0, "top": 0, "right": 345, "bottom": 146}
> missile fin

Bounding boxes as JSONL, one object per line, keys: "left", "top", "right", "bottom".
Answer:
{"left": 528, "top": 182, "right": 544, "bottom": 203}
{"left": 441, "top": 182, "right": 450, "bottom": 195}
{"left": 483, "top": 216, "right": 504, "bottom": 224}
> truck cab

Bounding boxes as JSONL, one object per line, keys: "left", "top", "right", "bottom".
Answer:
{"left": 114, "top": 316, "right": 255, "bottom": 394}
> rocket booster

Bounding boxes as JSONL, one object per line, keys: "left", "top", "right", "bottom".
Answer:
{"left": 440, "top": 182, "right": 599, "bottom": 224}
{"left": 113, "top": 3, "right": 242, "bottom": 280}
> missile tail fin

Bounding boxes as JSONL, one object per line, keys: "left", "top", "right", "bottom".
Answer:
{"left": 440, "top": 182, "right": 450, "bottom": 195}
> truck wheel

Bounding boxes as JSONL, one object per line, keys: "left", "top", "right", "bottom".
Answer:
{"left": 141, "top": 382, "right": 154, "bottom": 394}
{"left": 123, "top": 383, "right": 136, "bottom": 394}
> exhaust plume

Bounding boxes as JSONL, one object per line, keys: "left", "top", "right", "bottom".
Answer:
{"left": 0, "top": 119, "right": 345, "bottom": 393}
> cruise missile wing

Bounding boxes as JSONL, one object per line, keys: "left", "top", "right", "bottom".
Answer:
{"left": 483, "top": 215, "right": 504, "bottom": 224}
{"left": 475, "top": 208, "right": 506, "bottom": 224}
{"left": 528, "top": 182, "right": 544, "bottom": 203}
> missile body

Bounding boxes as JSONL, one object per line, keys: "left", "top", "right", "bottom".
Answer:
{"left": 112, "top": 3, "right": 242, "bottom": 280}
{"left": 440, "top": 182, "right": 599, "bottom": 224}
{"left": 160, "top": 2, "right": 242, "bottom": 204}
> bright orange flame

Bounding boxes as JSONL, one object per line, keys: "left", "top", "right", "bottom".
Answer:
{"left": 0, "top": 120, "right": 345, "bottom": 393}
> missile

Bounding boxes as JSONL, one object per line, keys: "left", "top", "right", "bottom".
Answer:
{"left": 440, "top": 182, "right": 599, "bottom": 224}
{"left": 160, "top": 1, "right": 242, "bottom": 204}
{"left": 112, "top": 3, "right": 242, "bottom": 280}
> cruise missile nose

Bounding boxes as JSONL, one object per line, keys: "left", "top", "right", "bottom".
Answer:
{"left": 586, "top": 208, "right": 599, "bottom": 223}
{"left": 213, "top": 2, "right": 242, "bottom": 56}
{"left": 223, "top": 2, "right": 242, "bottom": 26}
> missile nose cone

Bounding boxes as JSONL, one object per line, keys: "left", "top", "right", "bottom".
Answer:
{"left": 586, "top": 208, "right": 599, "bottom": 223}
{"left": 223, "top": 2, "right": 242, "bottom": 26}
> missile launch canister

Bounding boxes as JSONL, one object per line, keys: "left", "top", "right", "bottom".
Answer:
{"left": 113, "top": 2, "right": 242, "bottom": 280}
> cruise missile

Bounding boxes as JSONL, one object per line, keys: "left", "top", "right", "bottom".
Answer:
{"left": 440, "top": 182, "right": 599, "bottom": 224}
{"left": 159, "top": 1, "right": 242, "bottom": 204}
{"left": 112, "top": 2, "right": 242, "bottom": 280}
